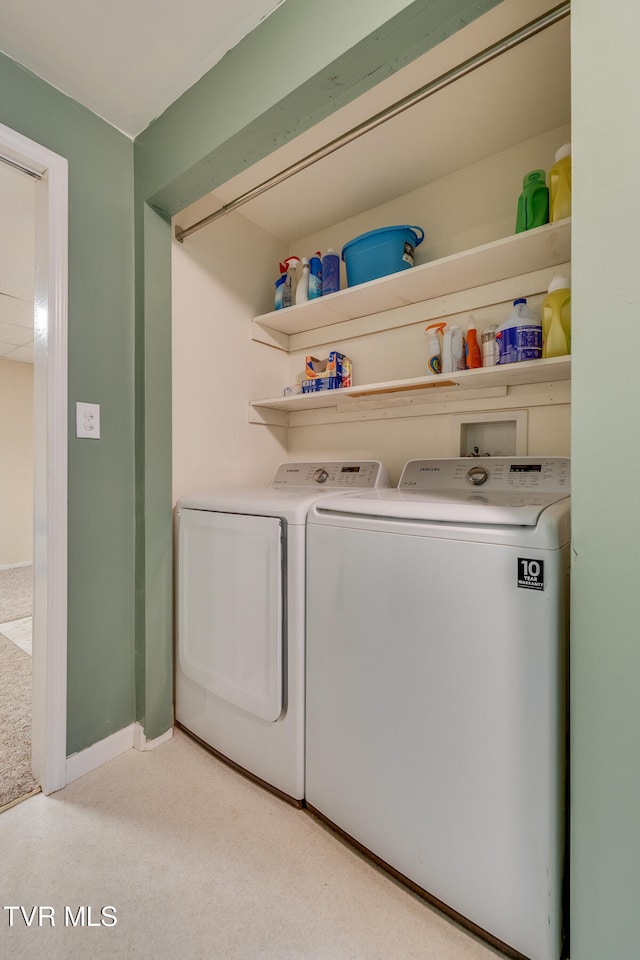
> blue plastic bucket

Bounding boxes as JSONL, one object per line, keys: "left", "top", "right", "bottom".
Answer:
{"left": 341, "top": 225, "right": 424, "bottom": 287}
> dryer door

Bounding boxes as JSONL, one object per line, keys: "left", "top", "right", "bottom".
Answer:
{"left": 178, "top": 509, "right": 284, "bottom": 722}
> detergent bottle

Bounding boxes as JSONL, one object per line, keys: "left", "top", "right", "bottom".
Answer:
{"left": 542, "top": 276, "right": 571, "bottom": 357}
{"left": 425, "top": 322, "right": 446, "bottom": 375}
{"left": 549, "top": 144, "right": 572, "bottom": 222}
{"left": 442, "top": 326, "right": 466, "bottom": 373}
{"left": 308, "top": 252, "right": 323, "bottom": 299}
{"left": 274, "top": 271, "right": 286, "bottom": 310}
{"left": 465, "top": 322, "right": 482, "bottom": 369}
{"left": 281, "top": 256, "right": 301, "bottom": 308}
{"left": 515, "top": 170, "right": 549, "bottom": 233}
{"left": 322, "top": 249, "right": 340, "bottom": 295}
{"left": 496, "top": 299, "right": 542, "bottom": 364}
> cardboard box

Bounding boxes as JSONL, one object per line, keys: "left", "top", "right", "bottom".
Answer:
{"left": 304, "top": 351, "right": 352, "bottom": 390}
{"left": 305, "top": 351, "right": 351, "bottom": 383}
{"left": 302, "top": 376, "right": 344, "bottom": 393}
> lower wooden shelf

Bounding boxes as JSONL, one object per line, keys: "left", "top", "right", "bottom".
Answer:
{"left": 249, "top": 356, "right": 571, "bottom": 426}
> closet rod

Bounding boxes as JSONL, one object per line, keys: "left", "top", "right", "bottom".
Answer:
{"left": 0, "top": 153, "right": 43, "bottom": 180}
{"left": 175, "top": 1, "right": 570, "bottom": 243}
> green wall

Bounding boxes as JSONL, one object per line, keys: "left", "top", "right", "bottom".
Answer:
{"left": 0, "top": 54, "right": 136, "bottom": 754}
{"left": 136, "top": 0, "right": 502, "bottom": 213}
{"left": 570, "top": 3, "right": 640, "bottom": 956}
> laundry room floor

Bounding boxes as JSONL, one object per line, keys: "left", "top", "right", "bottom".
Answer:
{"left": 0, "top": 727, "right": 508, "bottom": 960}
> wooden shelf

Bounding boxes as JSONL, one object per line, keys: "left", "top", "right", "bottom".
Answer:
{"left": 251, "top": 219, "right": 571, "bottom": 351}
{"left": 249, "top": 219, "right": 571, "bottom": 427}
{"left": 249, "top": 356, "right": 571, "bottom": 426}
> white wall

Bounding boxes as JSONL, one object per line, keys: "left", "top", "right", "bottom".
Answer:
{"left": 292, "top": 124, "right": 572, "bottom": 275}
{"left": 0, "top": 357, "right": 33, "bottom": 564}
{"left": 171, "top": 201, "right": 289, "bottom": 501}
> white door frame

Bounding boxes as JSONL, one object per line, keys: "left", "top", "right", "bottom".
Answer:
{"left": 0, "top": 123, "right": 68, "bottom": 795}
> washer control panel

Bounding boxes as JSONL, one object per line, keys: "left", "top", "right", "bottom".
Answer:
{"left": 272, "top": 461, "right": 389, "bottom": 489}
{"left": 399, "top": 457, "right": 570, "bottom": 494}
{"left": 466, "top": 465, "right": 489, "bottom": 486}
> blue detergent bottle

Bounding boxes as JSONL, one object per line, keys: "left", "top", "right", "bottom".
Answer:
{"left": 321, "top": 249, "right": 340, "bottom": 296}
{"left": 308, "top": 252, "right": 322, "bottom": 299}
{"left": 274, "top": 269, "right": 286, "bottom": 310}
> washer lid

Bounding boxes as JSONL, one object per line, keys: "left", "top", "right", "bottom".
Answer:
{"left": 313, "top": 487, "right": 569, "bottom": 526}
{"left": 314, "top": 457, "right": 570, "bottom": 527}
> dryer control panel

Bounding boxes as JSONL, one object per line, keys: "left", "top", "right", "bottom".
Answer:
{"left": 272, "top": 460, "right": 389, "bottom": 489}
{"left": 399, "top": 457, "right": 570, "bottom": 494}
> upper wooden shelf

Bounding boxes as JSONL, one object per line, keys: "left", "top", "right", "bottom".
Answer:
{"left": 251, "top": 219, "right": 571, "bottom": 350}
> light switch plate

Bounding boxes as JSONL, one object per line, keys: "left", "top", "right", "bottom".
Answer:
{"left": 76, "top": 401, "right": 101, "bottom": 439}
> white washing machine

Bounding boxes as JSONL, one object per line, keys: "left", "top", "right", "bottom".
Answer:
{"left": 305, "top": 457, "right": 570, "bottom": 960}
{"left": 175, "top": 460, "right": 389, "bottom": 804}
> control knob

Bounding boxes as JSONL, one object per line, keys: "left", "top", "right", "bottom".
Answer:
{"left": 466, "top": 465, "right": 489, "bottom": 486}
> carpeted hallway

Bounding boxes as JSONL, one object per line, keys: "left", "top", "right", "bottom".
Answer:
{"left": 0, "top": 564, "right": 38, "bottom": 809}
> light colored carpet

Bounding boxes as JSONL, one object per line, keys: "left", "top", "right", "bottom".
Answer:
{"left": 0, "top": 616, "right": 33, "bottom": 655}
{"left": 0, "top": 631, "right": 38, "bottom": 809}
{"left": 0, "top": 564, "right": 33, "bottom": 622}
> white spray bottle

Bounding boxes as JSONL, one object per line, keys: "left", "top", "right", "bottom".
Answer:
{"left": 282, "top": 256, "right": 301, "bottom": 308}
{"left": 295, "top": 258, "right": 310, "bottom": 304}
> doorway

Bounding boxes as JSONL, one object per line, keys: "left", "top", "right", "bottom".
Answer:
{"left": 0, "top": 123, "right": 68, "bottom": 797}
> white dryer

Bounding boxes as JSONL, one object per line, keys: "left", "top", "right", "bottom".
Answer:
{"left": 305, "top": 457, "right": 570, "bottom": 960}
{"left": 175, "top": 460, "right": 389, "bottom": 804}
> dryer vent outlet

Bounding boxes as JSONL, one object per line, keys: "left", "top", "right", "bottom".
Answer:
{"left": 453, "top": 411, "right": 528, "bottom": 457}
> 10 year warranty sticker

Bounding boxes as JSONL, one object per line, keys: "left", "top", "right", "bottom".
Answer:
{"left": 517, "top": 558, "right": 545, "bottom": 591}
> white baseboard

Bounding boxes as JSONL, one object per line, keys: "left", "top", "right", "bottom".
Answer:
{"left": 65, "top": 722, "right": 174, "bottom": 785}
{"left": 0, "top": 561, "right": 33, "bottom": 570}
{"left": 133, "top": 722, "right": 174, "bottom": 752}
{"left": 65, "top": 725, "right": 136, "bottom": 784}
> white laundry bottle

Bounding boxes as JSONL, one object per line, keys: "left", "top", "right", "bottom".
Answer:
{"left": 495, "top": 299, "right": 541, "bottom": 364}
{"left": 442, "top": 326, "right": 465, "bottom": 373}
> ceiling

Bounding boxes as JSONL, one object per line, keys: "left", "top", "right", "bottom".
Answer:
{"left": 0, "top": 0, "right": 283, "bottom": 137}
